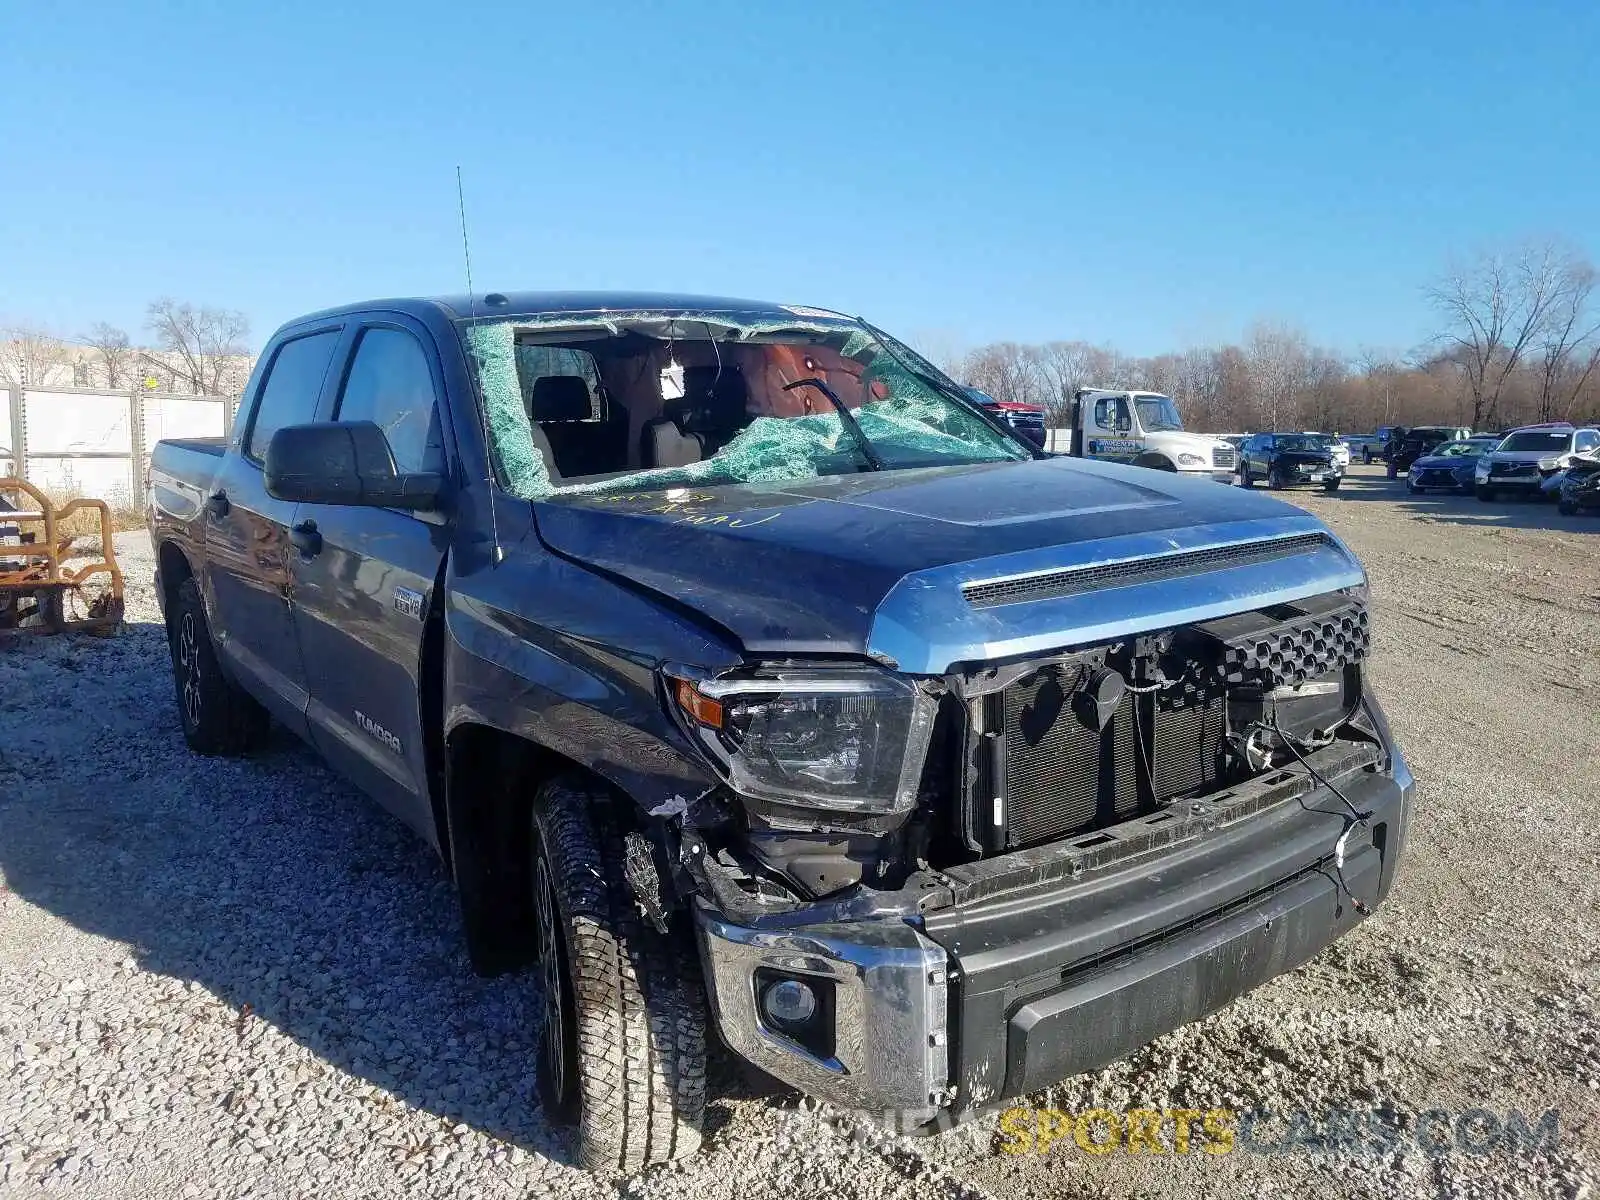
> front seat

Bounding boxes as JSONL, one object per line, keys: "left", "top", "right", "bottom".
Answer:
{"left": 639, "top": 366, "right": 751, "bottom": 468}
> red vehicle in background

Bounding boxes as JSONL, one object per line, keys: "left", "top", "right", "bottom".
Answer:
{"left": 965, "top": 388, "right": 1049, "bottom": 448}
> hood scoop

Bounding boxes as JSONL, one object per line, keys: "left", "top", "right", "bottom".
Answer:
{"left": 962, "top": 533, "right": 1335, "bottom": 609}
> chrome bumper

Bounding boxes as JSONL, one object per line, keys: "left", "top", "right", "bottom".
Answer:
{"left": 694, "top": 911, "right": 950, "bottom": 1123}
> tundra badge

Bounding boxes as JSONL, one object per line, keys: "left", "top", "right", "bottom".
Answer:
{"left": 393, "top": 587, "right": 425, "bottom": 620}
{"left": 355, "top": 711, "right": 402, "bottom": 754}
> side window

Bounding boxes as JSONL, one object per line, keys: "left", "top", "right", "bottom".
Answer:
{"left": 1093, "top": 398, "right": 1127, "bottom": 430}
{"left": 1575, "top": 430, "right": 1597, "bottom": 453}
{"left": 246, "top": 331, "right": 341, "bottom": 462}
{"left": 335, "top": 327, "right": 447, "bottom": 475}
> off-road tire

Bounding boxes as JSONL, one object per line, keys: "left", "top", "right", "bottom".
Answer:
{"left": 168, "top": 577, "right": 269, "bottom": 755}
{"left": 531, "top": 777, "right": 706, "bottom": 1171}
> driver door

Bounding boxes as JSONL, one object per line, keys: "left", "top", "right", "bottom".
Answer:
{"left": 1088, "top": 396, "right": 1136, "bottom": 463}
{"left": 289, "top": 318, "right": 453, "bottom": 846}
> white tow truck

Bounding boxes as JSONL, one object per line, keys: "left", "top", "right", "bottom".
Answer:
{"left": 1051, "top": 388, "right": 1237, "bottom": 482}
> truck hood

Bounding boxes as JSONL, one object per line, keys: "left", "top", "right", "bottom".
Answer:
{"left": 530, "top": 457, "right": 1365, "bottom": 674}
{"left": 1143, "top": 431, "right": 1231, "bottom": 455}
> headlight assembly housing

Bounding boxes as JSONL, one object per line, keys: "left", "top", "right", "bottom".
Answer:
{"left": 665, "top": 667, "right": 938, "bottom": 814}
{"left": 1177, "top": 452, "right": 1205, "bottom": 466}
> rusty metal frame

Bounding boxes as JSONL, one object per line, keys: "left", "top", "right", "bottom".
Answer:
{"left": 0, "top": 476, "right": 125, "bottom": 635}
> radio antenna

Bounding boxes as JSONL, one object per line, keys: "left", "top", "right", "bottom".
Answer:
{"left": 457, "top": 166, "right": 503, "bottom": 565}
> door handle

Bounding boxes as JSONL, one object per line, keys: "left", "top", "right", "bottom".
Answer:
{"left": 290, "top": 519, "right": 322, "bottom": 557}
{"left": 206, "top": 490, "right": 230, "bottom": 518}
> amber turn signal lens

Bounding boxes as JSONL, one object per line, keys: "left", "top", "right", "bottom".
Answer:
{"left": 673, "top": 678, "right": 723, "bottom": 728}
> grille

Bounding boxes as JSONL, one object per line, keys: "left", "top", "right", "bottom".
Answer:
{"left": 1491, "top": 461, "right": 1537, "bottom": 477}
{"left": 1417, "top": 469, "right": 1457, "bottom": 486}
{"left": 963, "top": 533, "right": 1333, "bottom": 609}
{"left": 1212, "top": 446, "right": 1237, "bottom": 469}
{"left": 1209, "top": 603, "right": 1369, "bottom": 688}
{"left": 999, "top": 668, "right": 1224, "bottom": 849}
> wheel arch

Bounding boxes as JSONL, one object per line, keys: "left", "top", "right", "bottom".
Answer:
{"left": 443, "top": 721, "right": 646, "bottom": 976}
{"left": 1133, "top": 452, "right": 1177, "bottom": 471}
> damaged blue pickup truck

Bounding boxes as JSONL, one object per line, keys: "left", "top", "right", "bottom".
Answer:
{"left": 146, "top": 293, "right": 1412, "bottom": 1170}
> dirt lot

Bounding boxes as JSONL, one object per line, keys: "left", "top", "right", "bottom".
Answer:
{"left": 1, "top": 465, "right": 1596, "bottom": 1200}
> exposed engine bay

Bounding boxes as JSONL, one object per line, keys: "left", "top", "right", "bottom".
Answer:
{"left": 678, "top": 586, "right": 1375, "bottom": 909}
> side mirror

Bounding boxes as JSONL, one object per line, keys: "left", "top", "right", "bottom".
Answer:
{"left": 263, "top": 421, "right": 443, "bottom": 510}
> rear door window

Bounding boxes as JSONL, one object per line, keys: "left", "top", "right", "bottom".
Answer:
{"left": 246, "top": 331, "right": 341, "bottom": 462}
{"left": 335, "top": 327, "right": 447, "bottom": 475}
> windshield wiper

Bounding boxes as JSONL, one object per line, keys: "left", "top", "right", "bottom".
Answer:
{"left": 782, "top": 378, "right": 885, "bottom": 471}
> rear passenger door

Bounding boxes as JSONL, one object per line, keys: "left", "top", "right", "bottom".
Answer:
{"left": 288, "top": 317, "right": 453, "bottom": 845}
{"left": 204, "top": 326, "right": 344, "bottom": 736}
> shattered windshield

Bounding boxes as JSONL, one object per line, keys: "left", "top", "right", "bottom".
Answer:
{"left": 1276, "top": 434, "right": 1332, "bottom": 452}
{"left": 459, "top": 309, "right": 1031, "bottom": 500}
{"left": 1498, "top": 431, "right": 1570, "bottom": 453}
{"left": 1134, "top": 395, "right": 1184, "bottom": 432}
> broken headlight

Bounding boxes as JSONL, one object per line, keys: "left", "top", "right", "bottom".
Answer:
{"left": 667, "top": 668, "right": 937, "bottom": 813}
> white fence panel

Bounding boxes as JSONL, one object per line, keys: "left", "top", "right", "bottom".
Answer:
{"left": 0, "top": 388, "right": 12, "bottom": 476}
{"left": 3, "top": 385, "right": 237, "bottom": 508}
{"left": 143, "top": 395, "right": 228, "bottom": 443}
{"left": 24, "top": 389, "right": 133, "bottom": 453}
{"left": 24, "top": 457, "right": 135, "bottom": 505}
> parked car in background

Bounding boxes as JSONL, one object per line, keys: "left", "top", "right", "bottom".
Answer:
{"left": 1360, "top": 427, "right": 1402, "bottom": 464}
{"left": 1475, "top": 423, "right": 1600, "bottom": 501}
{"left": 1404, "top": 437, "right": 1501, "bottom": 494}
{"left": 1238, "top": 431, "right": 1344, "bottom": 492}
{"left": 964, "top": 388, "right": 1048, "bottom": 449}
{"left": 1387, "top": 426, "right": 1473, "bottom": 478}
{"left": 1558, "top": 457, "right": 1600, "bottom": 515}
{"left": 1343, "top": 434, "right": 1383, "bottom": 463}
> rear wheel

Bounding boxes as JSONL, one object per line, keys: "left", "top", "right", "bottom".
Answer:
{"left": 167, "top": 577, "right": 269, "bottom": 755}
{"left": 1386, "top": 462, "right": 1398, "bottom": 479}
{"left": 531, "top": 777, "right": 707, "bottom": 1171}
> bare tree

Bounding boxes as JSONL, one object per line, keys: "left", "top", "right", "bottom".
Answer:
{"left": 84, "top": 322, "right": 135, "bottom": 388}
{"left": 1530, "top": 259, "right": 1600, "bottom": 421}
{"left": 0, "top": 326, "right": 69, "bottom": 387}
{"left": 1244, "top": 321, "right": 1312, "bottom": 431}
{"left": 1426, "top": 241, "right": 1581, "bottom": 430}
{"left": 144, "top": 298, "right": 251, "bottom": 394}
{"left": 958, "top": 342, "right": 1045, "bottom": 408}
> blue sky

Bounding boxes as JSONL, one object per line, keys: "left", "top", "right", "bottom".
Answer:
{"left": 3, "top": 0, "right": 1597, "bottom": 359}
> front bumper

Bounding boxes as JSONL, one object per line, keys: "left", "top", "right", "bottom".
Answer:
{"left": 695, "top": 741, "right": 1413, "bottom": 1127}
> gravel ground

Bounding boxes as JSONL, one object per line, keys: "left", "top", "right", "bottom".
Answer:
{"left": 1, "top": 466, "right": 1596, "bottom": 1200}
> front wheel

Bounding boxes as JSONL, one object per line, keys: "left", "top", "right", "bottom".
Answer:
{"left": 1239, "top": 466, "right": 1254, "bottom": 488}
{"left": 1268, "top": 468, "right": 1286, "bottom": 490}
{"left": 1406, "top": 480, "right": 1419, "bottom": 494}
{"left": 1476, "top": 485, "right": 1496, "bottom": 502}
{"left": 167, "top": 577, "right": 269, "bottom": 755}
{"left": 1558, "top": 500, "right": 1577, "bottom": 516}
{"left": 1323, "top": 477, "right": 1342, "bottom": 493}
{"left": 531, "top": 778, "right": 707, "bottom": 1171}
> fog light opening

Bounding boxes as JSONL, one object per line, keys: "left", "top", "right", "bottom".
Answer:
{"left": 760, "top": 977, "right": 818, "bottom": 1027}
